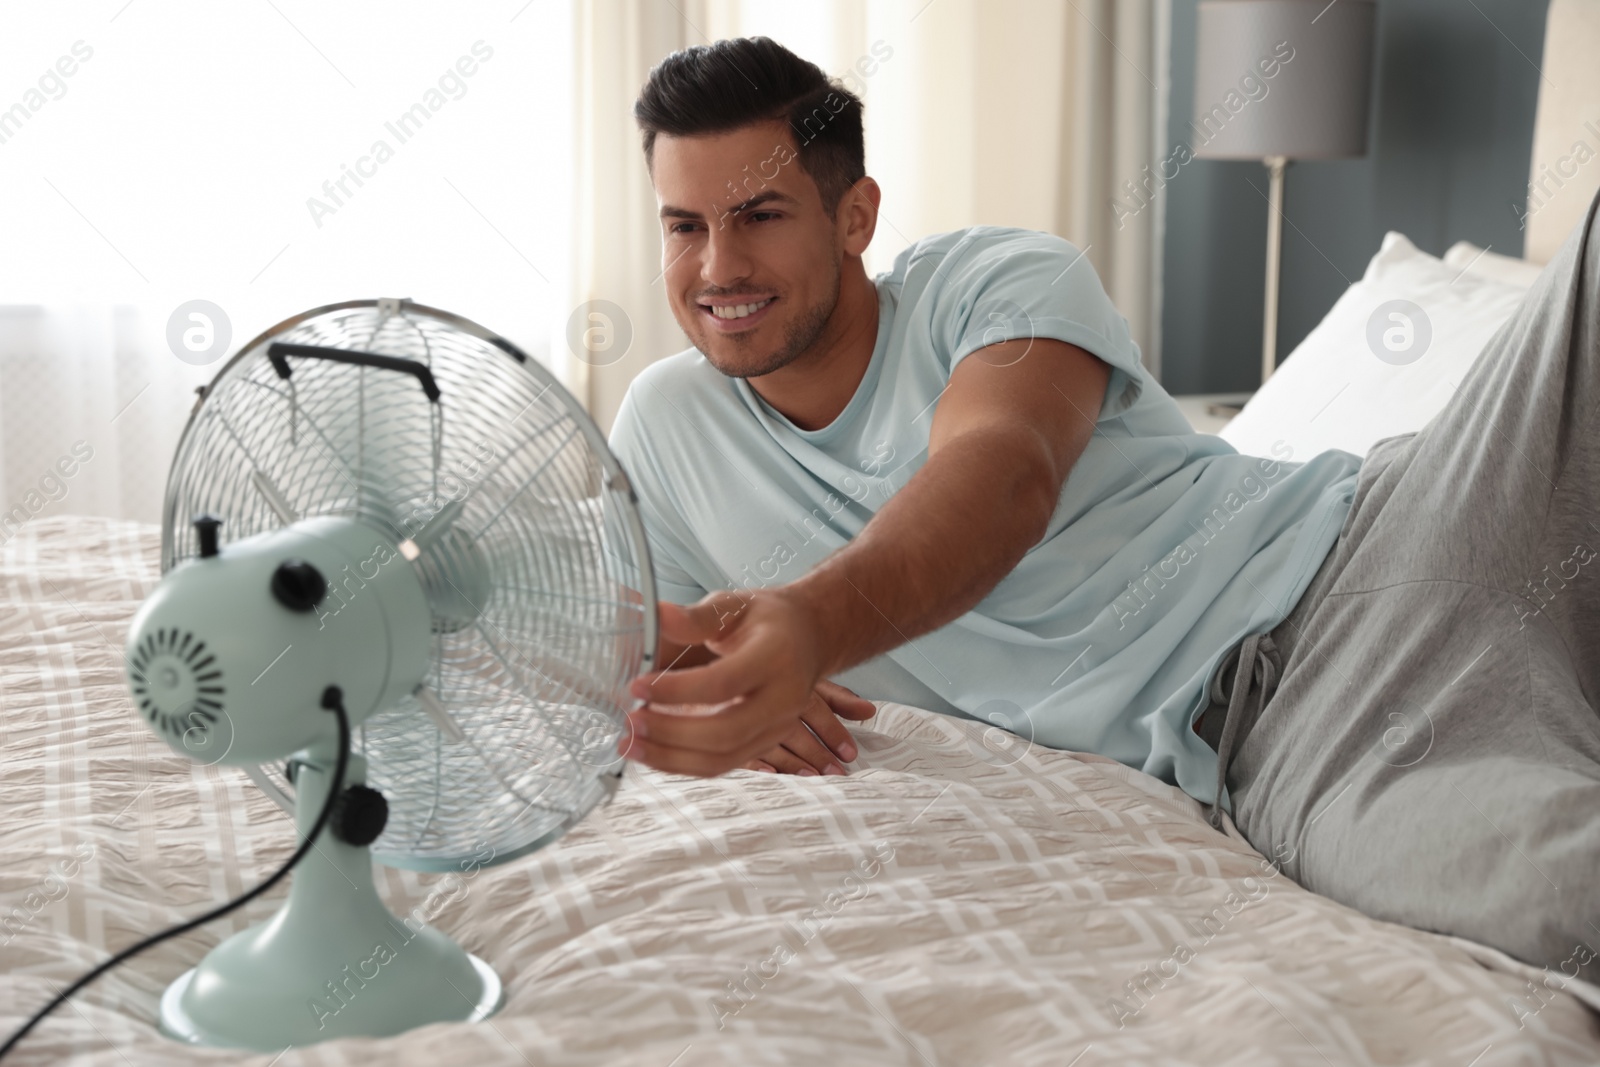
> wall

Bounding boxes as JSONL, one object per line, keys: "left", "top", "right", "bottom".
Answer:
{"left": 1159, "top": 0, "right": 1550, "bottom": 395}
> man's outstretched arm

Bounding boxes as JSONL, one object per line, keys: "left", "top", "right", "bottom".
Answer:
{"left": 623, "top": 337, "right": 1111, "bottom": 775}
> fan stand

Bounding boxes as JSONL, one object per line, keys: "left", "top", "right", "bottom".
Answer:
{"left": 159, "top": 744, "right": 504, "bottom": 1051}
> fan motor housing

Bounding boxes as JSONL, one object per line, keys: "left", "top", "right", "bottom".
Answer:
{"left": 126, "top": 516, "right": 430, "bottom": 765}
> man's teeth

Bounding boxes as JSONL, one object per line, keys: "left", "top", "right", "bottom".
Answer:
{"left": 709, "top": 298, "right": 772, "bottom": 320}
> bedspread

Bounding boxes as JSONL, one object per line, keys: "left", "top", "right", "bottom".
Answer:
{"left": 2, "top": 517, "right": 1598, "bottom": 1066}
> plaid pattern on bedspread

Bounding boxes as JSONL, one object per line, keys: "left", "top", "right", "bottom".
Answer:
{"left": 2, "top": 516, "right": 1597, "bottom": 1065}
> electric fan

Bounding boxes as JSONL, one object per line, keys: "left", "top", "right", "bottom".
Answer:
{"left": 124, "top": 298, "right": 656, "bottom": 1050}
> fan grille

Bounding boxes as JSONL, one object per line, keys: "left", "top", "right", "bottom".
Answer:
{"left": 161, "top": 300, "right": 656, "bottom": 870}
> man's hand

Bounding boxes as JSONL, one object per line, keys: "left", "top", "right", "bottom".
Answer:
{"left": 746, "top": 680, "right": 877, "bottom": 775}
{"left": 622, "top": 589, "right": 838, "bottom": 776}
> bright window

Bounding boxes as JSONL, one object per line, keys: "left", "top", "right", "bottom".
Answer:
{"left": 0, "top": 1, "right": 574, "bottom": 522}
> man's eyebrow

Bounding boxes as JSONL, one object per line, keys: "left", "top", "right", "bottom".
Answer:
{"left": 659, "top": 189, "right": 800, "bottom": 221}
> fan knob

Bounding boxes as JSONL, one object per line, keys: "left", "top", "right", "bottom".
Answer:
{"left": 270, "top": 559, "right": 326, "bottom": 613}
{"left": 332, "top": 784, "right": 388, "bottom": 846}
{"left": 193, "top": 514, "right": 223, "bottom": 558}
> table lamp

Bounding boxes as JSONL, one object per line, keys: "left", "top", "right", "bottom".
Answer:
{"left": 1192, "top": 0, "right": 1375, "bottom": 402}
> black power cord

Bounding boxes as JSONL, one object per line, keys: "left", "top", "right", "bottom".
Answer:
{"left": 0, "top": 686, "right": 353, "bottom": 1062}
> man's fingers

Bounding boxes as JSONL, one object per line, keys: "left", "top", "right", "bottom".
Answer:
{"left": 623, "top": 677, "right": 816, "bottom": 773}
{"left": 815, "top": 679, "right": 877, "bottom": 721}
{"left": 633, "top": 731, "right": 838, "bottom": 778}
{"left": 632, "top": 645, "right": 771, "bottom": 706}
{"left": 627, "top": 684, "right": 787, "bottom": 757}
{"left": 779, "top": 720, "right": 846, "bottom": 775}
{"left": 758, "top": 746, "right": 820, "bottom": 776}
{"left": 620, "top": 707, "right": 791, "bottom": 776}
{"left": 626, "top": 700, "right": 848, "bottom": 777}
{"left": 655, "top": 602, "right": 715, "bottom": 654}
{"left": 800, "top": 695, "right": 859, "bottom": 764}
{"left": 658, "top": 593, "right": 750, "bottom": 649}
{"left": 619, "top": 733, "right": 748, "bottom": 777}
{"left": 632, "top": 664, "right": 746, "bottom": 708}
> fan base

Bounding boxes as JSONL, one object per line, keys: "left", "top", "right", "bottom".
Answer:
{"left": 154, "top": 748, "right": 505, "bottom": 1051}
{"left": 159, "top": 951, "right": 502, "bottom": 1052}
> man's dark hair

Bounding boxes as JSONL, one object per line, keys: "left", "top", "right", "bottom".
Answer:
{"left": 634, "top": 37, "right": 865, "bottom": 215}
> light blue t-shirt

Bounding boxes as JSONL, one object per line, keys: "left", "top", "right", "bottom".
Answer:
{"left": 607, "top": 226, "right": 1360, "bottom": 809}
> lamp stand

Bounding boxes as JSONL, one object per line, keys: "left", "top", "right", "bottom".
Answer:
{"left": 1202, "top": 155, "right": 1291, "bottom": 421}
{"left": 1261, "top": 154, "right": 1288, "bottom": 385}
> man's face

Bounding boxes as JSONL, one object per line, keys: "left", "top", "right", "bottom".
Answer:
{"left": 651, "top": 121, "right": 844, "bottom": 379}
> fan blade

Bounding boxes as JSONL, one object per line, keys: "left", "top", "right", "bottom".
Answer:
{"left": 416, "top": 684, "right": 467, "bottom": 742}
{"left": 251, "top": 469, "right": 300, "bottom": 524}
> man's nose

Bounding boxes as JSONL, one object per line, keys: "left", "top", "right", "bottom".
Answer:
{"left": 700, "top": 227, "right": 754, "bottom": 289}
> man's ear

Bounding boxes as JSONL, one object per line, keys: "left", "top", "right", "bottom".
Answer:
{"left": 838, "top": 177, "right": 881, "bottom": 257}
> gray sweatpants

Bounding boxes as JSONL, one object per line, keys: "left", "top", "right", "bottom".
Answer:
{"left": 1200, "top": 189, "right": 1600, "bottom": 986}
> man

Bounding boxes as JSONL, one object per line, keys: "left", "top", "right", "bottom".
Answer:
{"left": 606, "top": 36, "right": 1599, "bottom": 982}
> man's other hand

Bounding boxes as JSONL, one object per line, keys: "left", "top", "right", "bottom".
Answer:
{"left": 622, "top": 589, "right": 837, "bottom": 776}
{"left": 746, "top": 680, "right": 876, "bottom": 775}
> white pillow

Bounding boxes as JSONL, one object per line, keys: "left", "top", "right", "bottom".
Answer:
{"left": 1218, "top": 232, "right": 1529, "bottom": 462}
{"left": 1442, "top": 240, "right": 1546, "bottom": 290}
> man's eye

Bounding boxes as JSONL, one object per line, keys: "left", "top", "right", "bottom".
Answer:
{"left": 747, "top": 211, "right": 779, "bottom": 223}
{"left": 668, "top": 222, "right": 700, "bottom": 235}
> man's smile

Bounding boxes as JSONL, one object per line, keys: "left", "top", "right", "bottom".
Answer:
{"left": 697, "top": 295, "right": 777, "bottom": 332}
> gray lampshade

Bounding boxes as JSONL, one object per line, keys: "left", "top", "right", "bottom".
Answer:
{"left": 1191, "top": 0, "right": 1375, "bottom": 160}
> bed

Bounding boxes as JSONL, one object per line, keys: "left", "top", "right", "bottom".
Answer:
{"left": 3, "top": 516, "right": 1599, "bottom": 1067}
{"left": 8, "top": 5, "right": 1600, "bottom": 1065}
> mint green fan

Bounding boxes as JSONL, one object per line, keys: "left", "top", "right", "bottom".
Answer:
{"left": 124, "top": 298, "right": 657, "bottom": 1051}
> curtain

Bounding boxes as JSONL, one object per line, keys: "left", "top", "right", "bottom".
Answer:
{"left": 570, "top": 0, "right": 1169, "bottom": 433}
{"left": 1057, "top": 0, "right": 1168, "bottom": 379}
{"left": 0, "top": 307, "right": 211, "bottom": 529}
{"left": 571, "top": 0, "right": 702, "bottom": 435}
